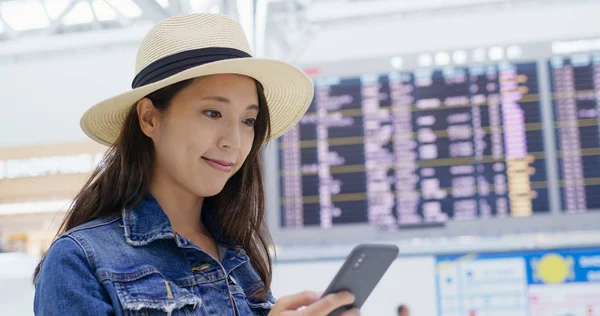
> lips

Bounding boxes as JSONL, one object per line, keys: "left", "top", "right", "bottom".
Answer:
{"left": 202, "top": 157, "right": 234, "bottom": 172}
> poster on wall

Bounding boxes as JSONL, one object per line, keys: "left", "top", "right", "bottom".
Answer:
{"left": 436, "top": 247, "right": 600, "bottom": 316}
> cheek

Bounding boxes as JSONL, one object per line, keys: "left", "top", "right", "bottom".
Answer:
{"left": 241, "top": 132, "right": 255, "bottom": 158}
{"left": 156, "top": 121, "right": 198, "bottom": 165}
{"left": 155, "top": 129, "right": 185, "bottom": 170}
{"left": 235, "top": 134, "right": 254, "bottom": 169}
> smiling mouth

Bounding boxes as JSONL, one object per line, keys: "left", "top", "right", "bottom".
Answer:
{"left": 201, "top": 157, "right": 234, "bottom": 172}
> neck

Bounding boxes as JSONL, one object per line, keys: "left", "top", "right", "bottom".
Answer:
{"left": 149, "top": 173, "right": 206, "bottom": 236}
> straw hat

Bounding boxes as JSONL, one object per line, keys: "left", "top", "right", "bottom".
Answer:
{"left": 80, "top": 13, "right": 314, "bottom": 146}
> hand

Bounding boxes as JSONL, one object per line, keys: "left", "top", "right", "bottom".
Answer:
{"left": 268, "top": 290, "right": 360, "bottom": 316}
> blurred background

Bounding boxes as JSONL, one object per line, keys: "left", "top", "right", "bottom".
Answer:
{"left": 1, "top": 0, "right": 600, "bottom": 315}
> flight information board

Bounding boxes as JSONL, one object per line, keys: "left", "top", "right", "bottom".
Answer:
{"left": 550, "top": 54, "right": 600, "bottom": 213}
{"left": 279, "top": 62, "right": 550, "bottom": 229}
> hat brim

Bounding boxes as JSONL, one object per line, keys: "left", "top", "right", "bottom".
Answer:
{"left": 80, "top": 57, "right": 314, "bottom": 146}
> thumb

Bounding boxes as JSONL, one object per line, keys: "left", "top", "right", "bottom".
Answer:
{"left": 271, "top": 291, "right": 320, "bottom": 312}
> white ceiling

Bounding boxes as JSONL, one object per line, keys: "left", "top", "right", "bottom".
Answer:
{"left": 0, "top": 0, "right": 221, "bottom": 40}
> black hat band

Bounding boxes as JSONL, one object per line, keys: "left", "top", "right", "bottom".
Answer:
{"left": 131, "top": 47, "right": 252, "bottom": 89}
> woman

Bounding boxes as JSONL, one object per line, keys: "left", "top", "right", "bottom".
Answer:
{"left": 33, "top": 13, "right": 358, "bottom": 316}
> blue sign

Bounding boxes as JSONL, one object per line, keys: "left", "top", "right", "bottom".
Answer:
{"left": 523, "top": 248, "right": 600, "bottom": 284}
{"left": 435, "top": 247, "right": 600, "bottom": 316}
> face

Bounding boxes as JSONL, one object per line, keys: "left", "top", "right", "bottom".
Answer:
{"left": 138, "top": 74, "right": 259, "bottom": 197}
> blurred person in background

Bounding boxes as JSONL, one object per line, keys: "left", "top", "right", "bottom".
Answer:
{"left": 32, "top": 13, "right": 359, "bottom": 316}
{"left": 397, "top": 304, "right": 410, "bottom": 316}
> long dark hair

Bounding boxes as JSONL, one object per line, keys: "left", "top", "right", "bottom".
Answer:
{"left": 33, "top": 78, "right": 274, "bottom": 298}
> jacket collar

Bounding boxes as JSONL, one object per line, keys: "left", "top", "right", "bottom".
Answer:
{"left": 122, "top": 193, "right": 240, "bottom": 250}
{"left": 122, "top": 193, "right": 174, "bottom": 246}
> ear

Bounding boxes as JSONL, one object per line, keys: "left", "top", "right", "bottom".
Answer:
{"left": 137, "top": 98, "right": 161, "bottom": 141}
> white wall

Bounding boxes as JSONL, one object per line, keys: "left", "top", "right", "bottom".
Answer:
{"left": 0, "top": 253, "right": 37, "bottom": 316}
{"left": 0, "top": 45, "right": 138, "bottom": 148}
{"left": 272, "top": 256, "right": 438, "bottom": 316}
{"left": 295, "top": 0, "right": 600, "bottom": 64}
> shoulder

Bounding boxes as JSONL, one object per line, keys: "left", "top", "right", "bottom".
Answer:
{"left": 44, "top": 215, "right": 123, "bottom": 270}
{"left": 64, "top": 214, "right": 122, "bottom": 236}
{"left": 36, "top": 234, "right": 94, "bottom": 289}
{"left": 34, "top": 226, "right": 117, "bottom": 315}
{"left": 41, "top": 234, "right": 88, "bottom": 265}
{"left": 63, "top": 214, "right": 122, "bottom": 245}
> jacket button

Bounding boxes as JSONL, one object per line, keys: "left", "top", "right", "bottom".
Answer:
{"left": 191, "top": 263, "right": 211, "bottom": 272}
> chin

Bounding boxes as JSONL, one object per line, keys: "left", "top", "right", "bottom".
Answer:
{"left": 194, "top": 183, "right": 227, "bottom": 198}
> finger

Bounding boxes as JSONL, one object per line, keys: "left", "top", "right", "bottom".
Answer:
{"left": 339, "top": 308, "right": 360, "bottom": 316}
{"left": 271, "top": 291, "right": 319, "bottom": 312}
{"left": 303, "top": 291, "right": 355, "bottom": 315}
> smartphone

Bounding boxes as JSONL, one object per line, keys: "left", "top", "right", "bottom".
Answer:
{"left": 321, "top": 243, "right": 399, "bottom": 316}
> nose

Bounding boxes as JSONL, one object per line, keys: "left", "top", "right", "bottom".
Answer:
{"left": 217, "top": 120, "right": 242, "bottom": 151}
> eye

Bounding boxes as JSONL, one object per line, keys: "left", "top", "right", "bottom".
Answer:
{"left": 203, "top": 110, "right": 222, "bottom": 118}
{"left": 243, "top": 118, "right": 257, "bottom": 126}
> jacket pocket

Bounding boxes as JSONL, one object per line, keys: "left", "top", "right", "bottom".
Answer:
{"left": 111, "top": 269, "right": 204, "bottom": 316}
{"left": 227, "top": 281, "right": 274, "bottom": 316}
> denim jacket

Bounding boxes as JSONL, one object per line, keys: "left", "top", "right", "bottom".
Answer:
{"left": 34, "top": 194, "right": 276, "bottom": 315}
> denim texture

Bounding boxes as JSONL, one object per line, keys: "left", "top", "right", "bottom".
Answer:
{"left": 34, "top": 194, "right": 275, "bottom": 315}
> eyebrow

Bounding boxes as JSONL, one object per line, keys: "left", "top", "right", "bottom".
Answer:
{"left": 201, "top": 96, "right": 259, "bottom": 111}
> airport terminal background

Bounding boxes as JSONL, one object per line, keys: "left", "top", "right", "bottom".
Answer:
{"left": 2, "top": 0, "right": 600, "bottom": 315}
